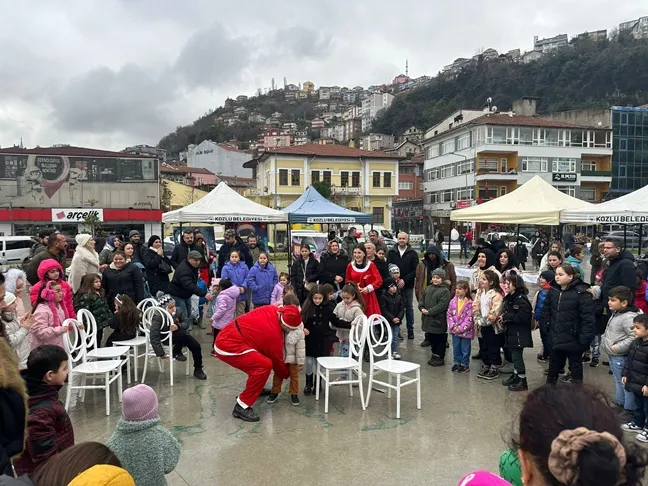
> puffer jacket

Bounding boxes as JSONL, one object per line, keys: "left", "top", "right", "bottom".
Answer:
{"left": 602, "top": 250, "right": 637, "bottom": 304}
{"left": 387, "top": 244, "right": 419, "bottom": 289}
{"left": 623, "top": 338, "right": 648, "bottom": 396}
{"left": 29, "top": 259, "right": 75, "bottom": 319}
{"left": 282, "top": 324, "right": 305, "bottom": 365}
{"left": 101, "top": 262, "right": 144, "bottom": 312}
{"left": 501, "top": 291, "right": 533, "bottom": 349}
{"left": 0, "top": 339, "right": 28, "bottom": 477}
{"left": 541, "top": 278, "right": 595, "bottom": 353}
{"left": 2, "top": 312, "right": 30, "bottom": 369}
{"left": 216, "top": 238, "right": 253, "bottom": 276}
{"left": 379, "top": 291, "right": 405, "bottom": 324}
{"left": 25, "top": 249, "right": 66, "bottom": 286}
{"left": 601, "top": 307, "right": 640, "bottom": 357}
{"left": 533, "top": 285, "right": 550, "bottom": 322}
{"left": 221, "top": 261, "right": 250, "bottom": 302}
{"left": 246, "top": 262, "right": 278, "bottom": 306}
{"left": 167, "top": 260, "right": 207, "bottom": 300}
{"left": 106, "top": 418, "right": 181, "bottom": 486}
{"left": 332, "top": 300, "right": 364, "bottom": 341}
{"left": 304, "top": 301, "right": 338, "bottom": 358}
{"left": 68, "top": 245, "right": 100, "bottom": 293}
{"left": 418, "top": 283, "right": 451, "bottom": 334}
{"left": 142, "top": 248, "right": 173, "bottom": 297}
{"left": 271, "top": 283, "right": 284, "bottom": 305}
{"left": 472, "top": 288, "right": 504, "bottom": 336}
{"left": 318, "top": 252, "right": 349, "bottom": 287}
{"left": 446, "top": 296, "right": 474, "bottom": 339}
{"left": 211, "top": 286, "right": 240, "bottom": 330}
{"left": 67, "top": 465, "right": 135, "bottom": 486}
{"left": 13, "top": 374, "right": 74, "bottom": 476}
{"left": 74, "top": 292, "right": 113, "bottom": 331}
{"left": 29, "top": 303, "right": 67, "bottom": 350}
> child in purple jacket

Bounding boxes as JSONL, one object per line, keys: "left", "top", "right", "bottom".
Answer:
{"left": 271, "top": 272, "right": 290, "bottom": 305}
{"left": 246, "top": 252, "right": 278, "bottom": 308}
{"left": 220, "top": 250, "right": 249, "bottom": 317}
{"left": 447, "top": 281, "right": 474, "bottom": 373}
{"left": 210, "top": 279, "right": 240, "bottom": 355}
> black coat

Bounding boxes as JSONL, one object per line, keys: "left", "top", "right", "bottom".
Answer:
{"left": 601, "top": 250, "right": 637, "bottom": 304}
{"left": 304, "top": 301, "right": 338, "bottom": 358}
{"left": 541, "top": 278, "right": 595, "bottom": 352}
{"left": 318, "top": 252, "right": 349, "bottom": 287}
{"left": 101, "top": 262, "right": 145, "bottom": 311}
{"left": 142, "top": 248, "right": 173, "bottom": 296}
{"left": 379, "top": 291, "right": 405, "bottom": 324}
{"left": 623, "top": 338, "right": 648, "bottom": 395}
{"left": 371, "top": 257, "right": 390, "bottom": 297}
{"left": 170, "top": 241, "right": 196, "bottom": 269}
{"left": 130, "top": 240, "right": 145, "bottom": 263}
{"left": 291, "top": 257, "right": 320, "bottom": 303}
{"left": 514, "top": 243, "right": 528, "bottom": 263}
{"left": 217, "top": 238, "right": 253, "bottom": 276}
{"left": 387, "top": 246, "right": 419, "bottom": 289}
{"left": 167, "top": 260, "right": 207, "bottom": 300}
{"left": 501, "top": 291, "right": 533, "bottom": 349}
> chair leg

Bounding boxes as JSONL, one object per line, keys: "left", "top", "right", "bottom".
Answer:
{"left": 65, "top": 373, "right": 73, "bottom": 411}
{"left": 416, "top": 368, "right": 421, "bottom": 410}
{"left": 396, "top": 374, "right": 401, "bottom": 419}
{"left": 170, "top": 354, "right": 174, "bottom": 387}
{"left": 358, "top": 366, "right": 366, "bottom": 411}
{"left": 387, "top": 373, "right": 392, "bottom": 399}
{"left": 315, "top": 363, "right": 320, "bottom": 401}
{"left": 349, "top": 370, "right": 353, "bottom": 397}
{"left": 324, "top": 369, "right": 330, "bottom": 413}
{"left": 80, "top": 375, "right": 87, "bottom": 402}
{"left": 141, "top": 349, "right": 149, "bottom": 384}
{"left": 118, "top": 368, "right": 123, "bottom": 403}
{"left": 126, "top": 354, "right": 131, "bottom": 385}
{"left": 105, "top": 372, "right": 110, "bottom": 416}
{"left": 133, "top": 345, "right": 139, "bottom": 382}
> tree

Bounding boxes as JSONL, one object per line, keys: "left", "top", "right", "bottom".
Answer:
{"left": 311, "top": 180, "right": 332, "bottom": 199}
{"left": 160, "top": 180, "right": 172, "bottom": 211}
{"left": 82, "top": 198, "right": 102, "bottom": 236}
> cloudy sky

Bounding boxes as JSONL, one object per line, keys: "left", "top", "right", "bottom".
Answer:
{"left": 0, "top": 0, "right": 645, "bottom": 150}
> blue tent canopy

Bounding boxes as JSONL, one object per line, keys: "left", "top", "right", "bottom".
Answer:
{"left": 282, "top": 186, "right": 373, "bottom": 224}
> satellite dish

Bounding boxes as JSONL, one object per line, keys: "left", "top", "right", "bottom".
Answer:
{"left": 597, "top": 121, "right": 602, "bottom": 126}
{"left": 491, "top": 106, "right": 498, "bottom": 112}
{"left": 487, "top": 97, "right": 493, "bottom": 104}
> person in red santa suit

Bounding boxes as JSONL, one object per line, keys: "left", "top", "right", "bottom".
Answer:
{"left": 345, "top": 243, "right": 383, "bottom": 316}
{"left": 214, "top": 304, "right": 302, "bottom": 422}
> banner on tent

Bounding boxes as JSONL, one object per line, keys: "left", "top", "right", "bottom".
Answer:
{"left": 306, "top": 217, "right": 356, "bottom": 223}
{"left": 587, "top": 215, "right": 648, "bottom": 224}
{"left": 211, "top": 216, "right": 266, "bottom": 222}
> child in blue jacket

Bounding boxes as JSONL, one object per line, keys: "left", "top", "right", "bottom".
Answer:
{"left": 533, "top": 270, "right": 554, "bottom": 362}
{"left": 221, "top": 250, "right": 249, "bottom": 317}
{"left": 246, "top": 252, "right": 278, "bottom": 309}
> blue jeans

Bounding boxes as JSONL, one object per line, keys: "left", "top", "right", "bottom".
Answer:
{"left": 610, "top": 356, "right": 635, "bottom": 411}
{"left": 172, "top": 296, "right": 192, "bottom": 318}
{"left": 391, "top": 325, "right": 400, "bottom": 354}
{"left": 403, "top": 288, "right": 414, "bottom": 335}
{"left": 452, "top": 335, "right": 471, "bottom": 367}
{"left": 591, "top": 334, "right": 601, "bottom": 358}
{"left": 633, "top": 394, "right": 648, "bottom": 428}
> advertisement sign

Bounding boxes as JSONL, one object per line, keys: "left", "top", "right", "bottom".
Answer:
{"left": 456, "top": 200, "right": 471, "bottom": 209}
{"left": 211, "top": 216, "right": 267, "bottom": 222}
{"left": 586, "top": 215, "right": 648, "bottom": 224}
{"left": 552, "top": 173, "right": 577, "bottom": 183}
{"left": 52, "top": 208, "right": 104, "bottom": 222}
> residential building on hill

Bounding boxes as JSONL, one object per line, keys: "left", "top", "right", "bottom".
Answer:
{"left": 361, "top": 93, "right": 394, "bottom": 132}
{"left": 620, "top": 16, "right": 648, "bottom": 39}
{"left": 303, "top": 81, "right": 315, "bottom": 92}
{"left": 397, "top": 154, "right": 424, "bottom": 201}
{"left": 360, "top": 133, "right": 395, "bottom": 151}
{"left": 533, "top": 34, "right": 568, "bottom": 52}
{"left": 161, "top": 165, "right": 216, "bottom": 190}
{"left": 214, "top": 174, "right": 256, "bottom": 195}
{"left": 576, "top": 29, "right": 607, "bottom": 41}
{"left": 123, "top": 144, "right": 167, "bottom": 161}
{"left": 243, "top": 144, "right": 402, "bottom": 227}
{"left": 423, "top": 98, "right": 612, "bottom": 232}
{"left": 186, "top": 140, "right": 251, "bottom": 177}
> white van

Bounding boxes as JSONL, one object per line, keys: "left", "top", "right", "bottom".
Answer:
{"left": 0, "top": 236, "right": 35, "bottom": 264}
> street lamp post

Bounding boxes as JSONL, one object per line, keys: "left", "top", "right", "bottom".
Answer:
{"left": 147, "top": 195, "right": 156, "bottom": 239}
{"left": 5, "top": 196, "right": 16, "bottom": 236}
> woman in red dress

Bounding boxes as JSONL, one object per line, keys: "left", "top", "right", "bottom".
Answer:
{"left": 345, "top": 243, "right": 383, "bottom": 316}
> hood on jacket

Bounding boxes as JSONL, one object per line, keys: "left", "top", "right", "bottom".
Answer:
{"left": 252, "top": 261, "right": 274, "bottom": 272}
{"left": 225, "top": 260, "right": 248, "bottom": 270}
{"left": 423, "top": 246, "right": 446, "bottom": 264}
{"left": 67, "top": 465, "right": 135, "bottom": 486}
{"left": 115, "top": 417, "right": 160, "bottom": 433}
{"left": 477, "top": 248, "right": 496, "bottom": 269}
{"left": 23, "top": 373, "right": 61, "bottom": 405}
{"left": 4, "top": 269, "right": 27, "bottom": 294}
{"left": 612, "top": 249, "right": 636, "bottom": 263}
{"left": 36, "top": 259, "right": 64, "bottom": 281}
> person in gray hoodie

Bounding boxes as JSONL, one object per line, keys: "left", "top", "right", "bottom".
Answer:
{"left": 601, "top": 285, "right": 640, "bottom": 422}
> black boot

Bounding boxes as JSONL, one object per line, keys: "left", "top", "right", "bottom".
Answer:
{"left": 303, "top": 374, "right": 314, "bottom": 396}
{"left": 502, "top": 374, "right": 519, "bottom": 387}
{"left": 509, "top": 377, "right": 528, "bottom": 392}
{"left": 232, "top": 403, "right": 260, "bottom": 422}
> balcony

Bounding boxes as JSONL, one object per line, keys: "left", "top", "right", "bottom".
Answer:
{"left": 580, "top": 170, "right": 611, "bottom": 177}
{"left": 475, "top": 168, "right": 519, "bottom": 182}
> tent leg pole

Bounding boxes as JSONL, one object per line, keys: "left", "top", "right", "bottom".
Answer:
{"left": 516, "top": 224, "right": 520, "bottom": 256}
{"left": 287, "top": 223, "right": 292, "bottom": 275}
{"left": 639, "top": 225, "right": 644, "bottom": 257}
{"left": 624, "top": 225, "right": 628, "bottom": 251}
{"left": 447, "top": 226, "right": 451, "bottom": 261}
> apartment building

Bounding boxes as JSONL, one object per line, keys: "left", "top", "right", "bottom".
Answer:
{"left": 533, "top": 34, "right": 568, "bottom": 52}
{"left": 243, "top": 144, "right": 401, "bottom": 227}
{"left": 620, "top": 16, "right": 648, "bottom": 39}
{"left": 423, "top": 102, "right": 612, "bottom": 227}
{"left": 361, "top": 93, "right": 394, "bottom": 132}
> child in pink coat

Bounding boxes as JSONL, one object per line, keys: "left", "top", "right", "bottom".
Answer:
{"left": 210, "top": 279, "right": 241, "bottom": 355}
{"left": 30, "top": 281, "right": 72, "bottom": 350}
{"left": 447, "top": 281, "right": 474, "bottom": 373}
{"left": 29, "top": 259, "right": 76, "bottom": 319}
{"left": 271, "top": 272, "right": 289, "bottom": 305}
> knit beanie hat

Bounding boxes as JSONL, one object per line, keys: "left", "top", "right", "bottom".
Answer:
{"left": 383, "top": 277, "right": 397, "bottom": 289}
{"left": 540, "top": 270, "right": 555, "bottom": 282}
{"left": 129, "top": 230, "right": 141, "bottom": 238}
{"left": 430, "top": 268, "right": 446, "bottom": 279}
{"left": 148, "top": 235, "right": 161, "bottom": 248}
{"left": 155, "top": 291, "right": 174, "bottom": 308}
{"left": 122, "top": 384, "right": 158, "bottom": 421}
{"left": 3, "top": 292, "right": 16, "bottom": 307}
{"left": 388, "top": 263, "right": 400, "bottom": 275}
{"left": 75, "top": 233, "right": 92, "bottom": 247}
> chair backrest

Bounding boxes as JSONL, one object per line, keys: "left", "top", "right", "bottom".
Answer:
{"left": 62, "top": 318, "right": 88, "bottom": 367}
{"left": 348, "top": 314, "right": 369, "bottom": 360}
{"left": 142, "top": 306, "right": 174, "bottom": 347}
{"left": 137, "top": 298, "right": 158, "bottom": 312}
{"left": 366, "top": 314, "right": 392, "bottom": 362}
{"left": 76, "top": 309, "right": 98, "bottom": 350}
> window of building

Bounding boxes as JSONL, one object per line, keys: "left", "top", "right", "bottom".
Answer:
{"left": 520, "top": 127, "right": 533, "bottom": 145}
{"left": 372, "top": 207, "right": 384, "bottom": 223}
{"left": 457, "top": 133, "right": 470, "bottom": 150}
{"left": 441, "top": 139, "right": 456, "bottom": 154}
{"left": 323, "top": 171, "right": 331, "bottom": 185}
{"left": 583, "top": 130, "right": 595, "bottom": 148}
{"left": 478, "top": 157, "right": 498, "bottom": 173}
{"left": 352, "top": 171, "right": 360, "bottom": 187}
{"left": 279, "top": 169, "right": 288, "bottom": 186}
{"left": 440, "top": 164, "right": 455, "bottom": 178}
{"left": 500, "top": 186, "right": 507, "bottom": 196}
{"left": 429, "top": 192, "right": 438, "bottom": 204}
{"left": 419, "top": 182, "right": 424, "bottom": 191}
{"left": 500, "top": 158, "right": 508, "bottom": 172}
{"left": 478, "top": 185, "right": 498, "bottom": 200}
{"left": 621, "top": 112, "right": 629, "bottom": 125}
{"left": 457, "top": 187, "right": 474, "bottom": 200}
{"left": 620, "top": 165, "right": 627, "bottom": 177}
{"left": 373, "top": 172, "right": 381, "bottom": 188}
{"left": 546, "top": 129, "right": 559, "bottom": 146}
{"left": 341, "top": 171, "right": 349, "bottom": 187}
{"left": 399, "top": 181, "right": 413, "bottom": 190}
{"left": 427, "top": 145, "right": 439, "bottom": 159}
{"left": 580, "top": 188, "right": 596, "bottom": 201}
{"left": 552, "top": 158, "right": 577, "bottom": 173}
{"left": 521, "top": 157, "right": 548, "bottom": 172}
{"left": 457, "top": 160, "right": 473, "bottom": 174}
{"left": 555, "top": 185, "right": 576, "bottom": 197}
{"left": 473, "top": 127, "right": 485, "bottom": 146}
{"left": 620, "top": 138, "right": 628, "bottom": 151}
{"left": 506, "top": 127, "right": 519, "bottom": 145}
{"left": 311, "top": 170, "right": 320, "bottom": 183}
{"left": 291, "top": 169, "right": 300, "bottom": 186}
{"left": 533, "top": 129, "right": 546, "bottom": 146}
{"left": 441, "top": 189, "right": 454, "bottom": 203}
{"left": 486, "top": 126, "right": 506, "bottom": 144}
{"left": 383, "top": 172, "right": 392, "bottom": 188}
{"left": 558, "top": 130, "right": 571, "bottom": 147}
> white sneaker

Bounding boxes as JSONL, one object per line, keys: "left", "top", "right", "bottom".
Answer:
{"left": 622, "top": 422, "right": 643, "bottom": 432}
{"left": 637, "top": 429, "right": 648, "bottom": 443}
{"left": 393, "top": 353, "right": 402, "bottom": 360}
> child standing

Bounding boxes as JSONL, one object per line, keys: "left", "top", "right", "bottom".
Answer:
{"left": 267, "top": 306, "right": 306, "bottom": 406}
{"left": 29, "top": 259, "right": 75, "bottom": 319}
{"left": 500, "top": 272, "right": 533, "bottom": 391}
{"left": 379, "top": 278, "right": 405, "bottom": 360}
{"left": 246, "top": 251, "right": 278, "bottom": 308}
{"left": 4, "top": 268, "right": 28, "bottom": 320}
{"left": 74, "top": 274, "right": 113, "bottom": 347}
{"left": 564, "top": 245, "right": 585, "bottom": 280}
{"left": 635, "top": 269, "right": 648, "bottom": 314}
{"left": 220, "top": 250, "right": 249, "bottom": 317}
{"left": 473, "top": 269, "right": 504, "bottom": 380}
{"left": 106, "top": 384, "right": 181, "bottom": 486}
{"left": 419, "top": 268, "right": 451, "bottom": 367}
{"left": 622, "top": 314, "right": 648, "bottom": 442}
{"left": 30, "top": 281, "right": 72, "bottom": 350}
{"left": 601, "top": 286, "right": 639, "bottom": 423}
{"left": 271, "top": 272, "right": 290, "bottom": 305}
{"left": 446, "top": 281, "right": 473, "bottom": 373}
{"left": 332, "top": 283, "right": 366, "bottom": 379}
{"left": 106, "top": 295, "right": 142, "bottom": 347}
{"left": 0, "top": 292, "right": 33, "bottom": 369}
{"left": 13, "top": 345, "right": 74, "bottom": 476}
{"left": 533, "top": 270, "right": 554, "bottom": 363}
{"left": 210, "top": 278, "right": 240, "bottom": 352}
{"left": 301, "top": 285, "right": 337, "bottom": 395}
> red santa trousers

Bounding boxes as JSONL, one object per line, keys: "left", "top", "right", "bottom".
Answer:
{"left": 217, "top": 351, "right": 272, "bottom": 407}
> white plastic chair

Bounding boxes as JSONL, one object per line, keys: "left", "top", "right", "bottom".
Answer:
{"left": 315, "top": 315, "right": 368, "bottom": 413}
{"left": 78, "top": 309, "right": 132, "bottom": 384}
{"left": 63, "top": 318, "right": 124, "bottom": 416}
{"left": 140, "top": 306, "right": 190, "bottom": 386}
{"left": 110, "top": 298, "right": 158, "bottom": 381}
{"left": 364, "top": 314, "right": 421, "bottom": 419}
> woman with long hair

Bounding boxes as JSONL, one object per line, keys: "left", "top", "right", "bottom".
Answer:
{"left": 291, "top": 244, "right": 320, "bottom": 304}
{"left": 106, "top": 294, "right": 142, "bottom": 347}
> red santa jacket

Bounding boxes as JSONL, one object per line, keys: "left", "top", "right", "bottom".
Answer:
{"left": 215, "top": 305, "right": 290, "bottom": 379}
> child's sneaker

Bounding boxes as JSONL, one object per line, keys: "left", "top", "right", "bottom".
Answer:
{"left": 483, "top": 366, "right": 499, "bottom": 380}
{"left": 590, "top": 357, "right": 600, "bottom": 367}
{"left": 477, "top": 365, "right": 489, "bottom": 379}
{"left": 291, "top": 394, "right": 300, "bottom": 406}
{"left": 622, "top": 422, "right": 643, "bottom": 432}
{"left": 637, "top": 429, "right": 648, "bottom": 443}
{"left": 266, "top": 393, "right": 279, "bottom": 404}
{"left": 392, "top": 353, "right": 402, "bottom": 360}
{"left": 560, "top": 373, "right": 572, "bottom": 383}
{"left": 451, "top": 364, "right": 460, "bottom": 372}
{"left": 458, "top": 365, "right": 470, "bottom": 373}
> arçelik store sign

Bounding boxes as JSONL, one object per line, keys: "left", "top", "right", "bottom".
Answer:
{"left": 51, "top": 208, "right": 104, "bottom": 222}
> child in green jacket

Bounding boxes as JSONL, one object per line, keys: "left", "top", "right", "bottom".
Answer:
{"left": 419, "top": 268, "right": 451, "bottom": 367}
{"left": 107, "top": 384, "right": 181, "bottom": 486}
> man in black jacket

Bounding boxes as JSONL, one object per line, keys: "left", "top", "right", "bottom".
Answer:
{"left": 387, "top": 232, "right": 419, "bottom": 339}
{"left": 128, "top": 230, "right": 145, "bottom": 263}
{"left": 168, "top": 250, "right": 213, "bottom": 318}
{"left": 601, "top": 238, "right": 637, "bottom": 306}
{"left": 217, "top": 229, "right": 253, "bottom": 277}
{"left": 26, "top": 233, "right": 67, "bottom": 285}
{"left": 170, "top": 229, "right": 196, "bottom": 269}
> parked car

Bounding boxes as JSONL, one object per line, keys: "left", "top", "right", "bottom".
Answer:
{"left": 599, "top": 231, "right": 648, "bottom": 249}
{"left": 0, "top": 236, "right": 34, "bottom": 264}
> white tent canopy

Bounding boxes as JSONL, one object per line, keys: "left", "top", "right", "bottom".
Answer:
{"left": 450, "top": 175, "right": 593, "bottom": 225}
{"left": 162, "top": 181, "right": 288, "bottom": 223}
{"left": 560, "top": 185, "right": 648, "bottom": 224}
